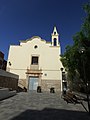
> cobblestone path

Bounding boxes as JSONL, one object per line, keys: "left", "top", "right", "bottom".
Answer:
{"left": 0, "top": 91, "right": 90, "bottom": 120}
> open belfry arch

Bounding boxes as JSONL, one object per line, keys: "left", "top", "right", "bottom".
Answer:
{"left": 7, "top": 26, "right": 64, "bottom": 92}
{"left": 51, "top": 26, "right": 59, "bottom": 46}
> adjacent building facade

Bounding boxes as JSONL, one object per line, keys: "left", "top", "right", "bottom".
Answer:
{"left": 0, "top": 51, "right": 7, "bottom": 70}
{"left": 7, "top": 26, "right": 64, "bottom": 92}
{"left": 0, "top": 51, "right": 18, "bottom": 90}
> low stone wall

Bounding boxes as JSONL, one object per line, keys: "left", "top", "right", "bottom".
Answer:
{"left": 41, "top": 79, "right": 61, "bottom": 92}
{"left": 0, "top": 69, "right": 19, "bottom": 90}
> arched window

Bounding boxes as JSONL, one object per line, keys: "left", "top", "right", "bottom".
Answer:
{"left": 53, "top": 38, "right": 57, "bottom": 46}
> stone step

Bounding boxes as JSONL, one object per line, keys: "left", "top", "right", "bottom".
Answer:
{"left": 0, "top": 88, "right": 16, "bottom": 100}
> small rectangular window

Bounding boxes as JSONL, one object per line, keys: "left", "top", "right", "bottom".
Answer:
{"left": 31, "top": 56, "right": 38, "bottom": 65}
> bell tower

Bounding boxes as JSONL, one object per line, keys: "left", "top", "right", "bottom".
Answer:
{"left": 51, "top": 26, "right": 59, "bottom": 46}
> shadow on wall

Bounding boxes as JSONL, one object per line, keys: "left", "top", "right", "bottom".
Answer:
{"left": 10, "top": 108, "right": 90, "bottom": 120}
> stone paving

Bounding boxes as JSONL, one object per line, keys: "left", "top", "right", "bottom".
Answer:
{"left": 0, "top": 91, "right": 90, "bottom": 120}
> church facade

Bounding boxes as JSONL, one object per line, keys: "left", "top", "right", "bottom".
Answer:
{"left": 7, "top": 26, "right": 64, "bottom": 92}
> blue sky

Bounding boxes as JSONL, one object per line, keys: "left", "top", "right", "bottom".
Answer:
{"left": 0, "top": 0, "right": 89, "bottom": 60}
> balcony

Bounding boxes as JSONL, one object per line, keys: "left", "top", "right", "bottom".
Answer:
{"left": 26, "top": 64, "right": 42, "bottom": 75}
{"left": 30, "top": 64, "right": 39, "bottom": 70}
{"left": 26, "top": 68, "right": 42, "bottom": 75}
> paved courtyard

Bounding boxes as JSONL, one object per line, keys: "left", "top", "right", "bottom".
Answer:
{"left": 0, "top": 91, "right": 90, "bottom": 120}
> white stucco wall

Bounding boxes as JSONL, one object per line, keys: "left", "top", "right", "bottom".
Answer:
{"left": 7, "top": 36, "right": 63, "bottom": 90}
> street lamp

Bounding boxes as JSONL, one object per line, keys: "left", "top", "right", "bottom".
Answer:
{"left": 61, "top": 68, "right": 67, "bottom": 95}
{"left": 60, "top": 67, "right": 63, "bottom": 93}
{"left": 79, "top": 46, "right": 90, "bottom": 114}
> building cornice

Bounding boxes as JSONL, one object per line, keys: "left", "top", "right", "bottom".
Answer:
{"left": 19, "top": 36, "right": 41, "bottom": 43}
{"left": 19, "top": 36, "right": 51, "bottom": 44}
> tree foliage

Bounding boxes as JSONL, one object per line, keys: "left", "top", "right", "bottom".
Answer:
{"left": 61, "top": 2, "right": 90, "bottom": 89}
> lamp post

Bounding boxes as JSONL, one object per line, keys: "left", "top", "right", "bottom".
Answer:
{"left": 79, "top": 47, "right": 90, "bottom": 114}
{"left": 60, "top": 68, "right": 63, "bottom": 93}
{"left": 61, "top": 68, "right": 67, "bottom": 95}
